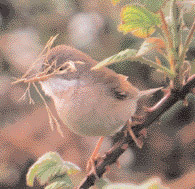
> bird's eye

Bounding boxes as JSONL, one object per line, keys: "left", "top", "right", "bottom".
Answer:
{"left": 111, "top": 88, "right": 128, "bottom": 100}
{"left": 57, "top": 65, "right": 69, "bottom": 74}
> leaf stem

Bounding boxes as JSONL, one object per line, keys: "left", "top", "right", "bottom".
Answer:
{"left": 169, "top": 0, "right": 184, "bottom": 90}
{"left": 170, "top": 0, "right": 180, "bottom": 53}
{"left": 159, "top": 10, "right": 173, "bottom": 51}
{"left": 159, "top": 10, "right": 175, "bottom": 73}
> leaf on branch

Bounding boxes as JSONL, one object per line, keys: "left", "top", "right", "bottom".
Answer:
{"left": 135, "top": 37, "right": 174, "bottom": 78}
{"left": 118, "top": 5, "right": 161, "bottom": 38}
{"left": 91, "top": 46, "right": 174, "bottom": 78}
{"left": 26, "top": 152, "right": 81, "bottom": 188}
{"left": 136, "top": 37, "right": 166, "bottom": 57}
{"left": 91, "top": 49, "right": 137, "bottom": 70}
{"left": 45, "top": 180, "right": 72, "bottom": 189}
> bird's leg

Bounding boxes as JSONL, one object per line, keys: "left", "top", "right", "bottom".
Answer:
{"left": 126, "top": 119, "right": 147, "bottom": 148}
{"left": 86, "top": 136, "right": 104, "bottom": 174}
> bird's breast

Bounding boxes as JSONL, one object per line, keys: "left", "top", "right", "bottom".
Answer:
{"left": 40, "top": 77, "right": 137, "bottom": 136}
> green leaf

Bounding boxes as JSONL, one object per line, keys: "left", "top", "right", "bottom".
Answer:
{"left": 118, "top": 5, "right": 161, "bottom": 38}
{"left": 49, "top": 173, "right": 72, "bottom": 183}
{"left": 37, "top": 162, "right": 60, "bottom": 185}
{"left": 58, "top": 161, "right": 81, "bottom": 175}
{"left": 26, "top": 153, "right": 58, "bottom": 186}
{"left": 45, "top": 181, "right": 72, "bottom": 189}
{"left": 135, "top": 37, "right": 174, "bottom": 77}
{"left": 91, "top": 49, "right": 137, "bottom": 70}
{"left": 47, "top": 174, "right": 73, "bottom": 189}
{"left": 26, "top": 152, "right": 80, "bottom": 187}
{"left": 91, "top": 47, "right": 174, "bottom": 78}
{"left": 136, "top": 37, "right": 166, "bottom": 57}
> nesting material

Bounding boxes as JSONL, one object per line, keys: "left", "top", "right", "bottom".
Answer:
{"left": 12, "top": 35, "right": 82, "bottom": 137}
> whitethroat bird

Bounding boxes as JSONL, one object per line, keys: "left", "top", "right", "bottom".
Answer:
{"left": 39, "top": 45, "right": 162, "bottom": 171}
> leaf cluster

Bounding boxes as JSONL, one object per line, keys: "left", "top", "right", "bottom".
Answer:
{"left": 26, "top": 152, "right": 81, "bottom": 189}
{"left": 94, "top": 0, "right": 195, "bottom": 90}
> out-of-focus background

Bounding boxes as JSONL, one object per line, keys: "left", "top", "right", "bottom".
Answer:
{"left": 0, "top": 0, "right": 194, "bottom": 188}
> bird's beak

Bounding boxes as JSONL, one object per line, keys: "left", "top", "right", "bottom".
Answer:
{"left": 138, "top": 87, "right": 163, "bottom": 97}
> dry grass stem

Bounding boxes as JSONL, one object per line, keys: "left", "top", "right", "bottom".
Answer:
{"left": 32, "top": 82, "right": 64, "bottom": 137}
{"left": 22, "top": 35, "right": 59, "bottom": 80}
{"left": 18, "top": 83, "right": 35, "bottom": 104}
{"left": 13, "top": 35, "right": 84, "bottom": 137}
{"left": 12, "top": 35, "right": 58, "bottom": 85}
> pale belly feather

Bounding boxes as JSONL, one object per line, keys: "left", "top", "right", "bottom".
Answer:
{"left": 40, "top": 78, "right": 137, "bottom": 136}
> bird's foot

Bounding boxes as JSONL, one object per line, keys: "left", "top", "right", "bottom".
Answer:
{"left": 86, "top": 136, "right": 104, "bottom": 177}
{"left": 126, "top": 119, "right": 147, "bottom": 148}
{"left": 86, "top": 153, "right": 101, "bottom": 178}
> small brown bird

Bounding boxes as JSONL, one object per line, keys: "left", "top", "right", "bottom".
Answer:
{"left": 39, "top": 45, "right": 161, "bottom": 170}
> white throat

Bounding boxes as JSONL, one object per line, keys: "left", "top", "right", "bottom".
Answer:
{"left": 40, "top": 77, "right": 78, "bottom": 98}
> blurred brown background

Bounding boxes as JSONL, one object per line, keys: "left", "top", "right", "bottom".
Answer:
{"left": 0, "top": 0, "right": 194, "bottom": 188}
